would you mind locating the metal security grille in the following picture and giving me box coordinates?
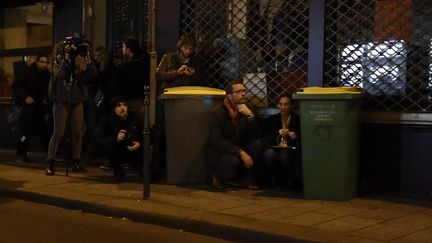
[325,0,432,112]
[108,0,148,55]
[180,0,309,107]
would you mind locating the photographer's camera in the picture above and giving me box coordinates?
[61,35,89,59]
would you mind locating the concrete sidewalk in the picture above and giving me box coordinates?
[1,151,432,242]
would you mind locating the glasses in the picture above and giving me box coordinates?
[232,89,247,94]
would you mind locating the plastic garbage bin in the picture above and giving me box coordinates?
[160,86,225,184]
[293,87,362,200]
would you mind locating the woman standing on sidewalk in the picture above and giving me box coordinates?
[45,35,96,175]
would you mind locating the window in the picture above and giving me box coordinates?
[0,2,53,98]
[339,40,407,96]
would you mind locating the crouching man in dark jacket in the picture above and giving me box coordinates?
[206,81,263,190]
[93,96,143,182]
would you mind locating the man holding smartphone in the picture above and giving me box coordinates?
[153,33,205,182]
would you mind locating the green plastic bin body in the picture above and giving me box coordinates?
[294,92,362,200]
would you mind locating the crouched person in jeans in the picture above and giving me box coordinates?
[93,96,142,182]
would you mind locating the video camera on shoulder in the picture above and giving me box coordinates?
[62,34,89,58]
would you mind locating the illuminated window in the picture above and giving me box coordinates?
[339,40,407,96]
[0,2,53,98]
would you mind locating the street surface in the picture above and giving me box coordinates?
[0,197,231,243]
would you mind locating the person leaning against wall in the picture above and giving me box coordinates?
[152,33,205,181]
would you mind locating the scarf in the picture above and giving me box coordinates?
[224,97,240,126]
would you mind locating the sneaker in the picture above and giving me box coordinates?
[45,159,55,175]
[71,159,87,173]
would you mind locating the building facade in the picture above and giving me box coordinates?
[0,0,431,199]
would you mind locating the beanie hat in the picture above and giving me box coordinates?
[111,96,128,109]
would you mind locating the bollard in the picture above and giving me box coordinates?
[143,86,151,199]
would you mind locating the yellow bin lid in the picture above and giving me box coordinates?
[163,86,226,95]
[300,86,362,94]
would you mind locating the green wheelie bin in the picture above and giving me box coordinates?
[293,87,362,200]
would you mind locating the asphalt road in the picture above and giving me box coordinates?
[0,197,231,243]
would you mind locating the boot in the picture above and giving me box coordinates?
[71,159,87,173]
[45,159,55,175]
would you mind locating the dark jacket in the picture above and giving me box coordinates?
[95,62,121,116]
[156,52,204,91]
[53,61,97,104]
[120,53,150,100]
[262,112,301,147]
[92,111,142,149]
[207,104,262,154]
[12,62,50,105]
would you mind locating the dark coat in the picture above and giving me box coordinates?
[262,112,301,147]
[120,53,150,100]
[92,111,142,149]
[12,62,50,105]
[156,52,204,91]
[53,61,97,104]
[207,104,262,155]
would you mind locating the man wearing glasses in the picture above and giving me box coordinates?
[206,81,263,190]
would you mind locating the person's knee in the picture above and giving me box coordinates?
[263,148,277,167]
[51,133,64,142]
[279,150,296,169]
[246,139,263,152]
[219,153,241,168]
[213,153,240,182]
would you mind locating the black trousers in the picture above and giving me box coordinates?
[206,139,263,183]
[102,144,143,177]
[262,146,302,187]
[17,104,49,156]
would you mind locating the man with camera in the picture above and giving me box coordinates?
[92,96,143,183]
[45,34,97,175]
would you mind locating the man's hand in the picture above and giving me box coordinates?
[127,141,140,151]
[177,65,188,75]
[24,96,34,105]
[117,130,126,142]
[239,149,253,169]
[183,67,195,76]
[237,104,252,116]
